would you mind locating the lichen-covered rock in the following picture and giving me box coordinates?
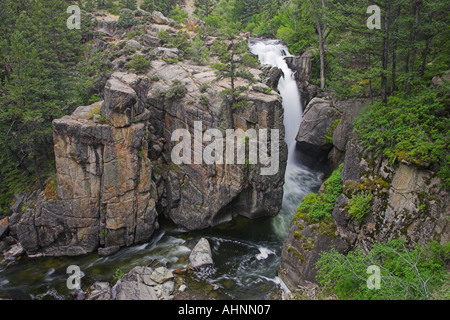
[151,47,179,60]
[285,50,318,107]
[88,282,111,300]
[279,219,349,289]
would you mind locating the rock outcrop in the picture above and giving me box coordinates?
[285,50,318,108]
[296,98,341,155]
[279,138,450,290]
[8,34,287,257]
[112,266,175,300]
[184,16,205,32]
[152,11,170,25]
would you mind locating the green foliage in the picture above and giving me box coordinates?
[354,86,450,189]
[141,0,179,16]
[117,8,138,29]
[162,58,178,64]
[119,0,137,10]
[190,36,210,65]
[88,94,102,104]
[168,5,188,23]
[113,268,125,282]
[126,29,143,39]
[194,0,217,19]
[126,55,151,74]
[157,30,191,60]
[166,80,187,101]
[324,118,340,144]
[0,0,89,211]
[347,192,373,223]
[211,36,255,105]
[296,164,343,222]
[316,239,450,300]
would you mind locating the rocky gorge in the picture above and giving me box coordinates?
[0,8,448,301]
[4,15,287,258]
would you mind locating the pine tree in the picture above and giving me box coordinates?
[212,32,255,107]
[0,0,87,210]
[119,0,137,10]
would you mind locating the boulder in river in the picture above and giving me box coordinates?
[189,238,213,268]
[113,266,175,300]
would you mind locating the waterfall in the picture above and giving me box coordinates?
[249,39,323,238]
[249,40,303,159]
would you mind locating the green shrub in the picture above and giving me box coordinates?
[126,55,151,74]
[316,239,450,300]
[296,164,343,222]
[166,80,187,101]
[157,30,191,60]
[126,29,142,39]
[168,4,188,23]
[112,268,125,283]
[117,9,138,29]
[347,192,373,223]
[354,86,449,189]
[88,93,102,104]
[148,75,160,82]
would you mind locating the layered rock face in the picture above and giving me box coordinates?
[10,57,286,257]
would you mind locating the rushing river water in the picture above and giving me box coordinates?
[0,39,327,300]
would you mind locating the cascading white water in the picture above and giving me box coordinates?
[249,40,303,158]
[249,39,324,238]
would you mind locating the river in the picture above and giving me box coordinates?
[0,39,326,300]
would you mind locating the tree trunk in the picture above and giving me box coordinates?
[381,1,391,104]
[33,156,44,191]
[420,36,430,77]
[405,1,421,94]
[391,5,401,94]
[317,23,326,89]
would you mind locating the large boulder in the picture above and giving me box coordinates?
[113,266,175,300]
[151,47,179,60]
[101,78,137,128]
[152,11,170,25]
[142,34,162,47]
[10,51,287,257]
[189,238,213,268]
[184,16,205,31]
[88,282,111,300]
[296,98,341,155]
